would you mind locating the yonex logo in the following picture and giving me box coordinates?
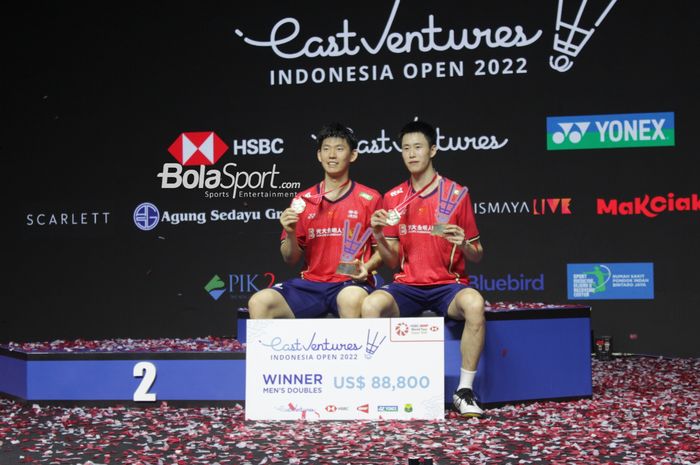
[205,275,226,300]
[551,122,590,145]
[168,132,229,166]
[547,112,675,150]
[133,203,160,231]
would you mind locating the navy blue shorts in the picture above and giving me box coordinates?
[379,282,468,317]
[271,278,374,318]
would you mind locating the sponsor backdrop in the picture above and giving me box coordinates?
[4,1,698,356]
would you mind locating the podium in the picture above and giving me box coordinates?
[1,304,591,406]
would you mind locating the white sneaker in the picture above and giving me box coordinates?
[453,388,484,418]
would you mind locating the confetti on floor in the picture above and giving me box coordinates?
[1,354,698,465]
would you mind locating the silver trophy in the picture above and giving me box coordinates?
[336,219,372,275]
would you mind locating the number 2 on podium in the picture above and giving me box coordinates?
[133,361,157,401]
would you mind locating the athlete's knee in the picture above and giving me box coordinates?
[457,289,485,323]
[337,287,367,318]
[248,290,274,319]
[361,292,389,318]
[338,306,361,318]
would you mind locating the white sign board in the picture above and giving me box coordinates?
[245,317,445,420]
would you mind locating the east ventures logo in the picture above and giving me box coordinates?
[205,273,276,300]
[234,0,620,86]
[547,112,675,150]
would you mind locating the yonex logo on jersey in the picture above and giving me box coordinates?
[168,132,229,166]
[359,192,374,201]
[547,112,675,150]
[389,188,404,197]
[133,202,160,231]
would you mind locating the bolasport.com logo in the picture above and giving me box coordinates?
[157,131,300,200]
[547,112,675,150]
[205,273,276,301]
[132,201,283,231]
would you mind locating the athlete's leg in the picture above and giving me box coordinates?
[361,290,400,318]
[336,285,369,318]
[447,287,485,371]
[247,288,295,319]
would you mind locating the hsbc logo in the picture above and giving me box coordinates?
[167,132,229,166]
[157,131,300,198]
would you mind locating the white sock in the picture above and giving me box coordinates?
[457,368,477,391]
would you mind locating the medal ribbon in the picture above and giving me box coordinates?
[393,173,439,214]
[296,178,351,205]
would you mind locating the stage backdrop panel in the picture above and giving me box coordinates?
[3,1,699,356]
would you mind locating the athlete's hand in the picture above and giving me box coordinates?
[347,259,369,282]
[280,208,299,234]
[370,209,389,233]
[441,224,466,246]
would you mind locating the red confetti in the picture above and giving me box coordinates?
[0,356,697,464]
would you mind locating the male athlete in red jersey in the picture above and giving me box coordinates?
[248,123,382,319]
[362,120,486,417]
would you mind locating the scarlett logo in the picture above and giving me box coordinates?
[357,404,369,413]
[168,132,229,166]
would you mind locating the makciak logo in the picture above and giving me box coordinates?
[234,0,619,85]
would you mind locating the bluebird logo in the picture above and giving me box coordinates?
[133,203,160,231]
[205,275,227,300]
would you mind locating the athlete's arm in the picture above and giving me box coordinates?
[279,208,303,265]
[370,209,400,269]
[441,224,483,263]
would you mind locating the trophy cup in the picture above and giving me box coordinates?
[431,179,468,235]
[336,219,372,275]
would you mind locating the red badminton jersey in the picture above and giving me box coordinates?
[382,177,480,285]
[282,181,382,282]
